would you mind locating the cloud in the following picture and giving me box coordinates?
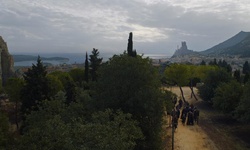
[0,0,249,55]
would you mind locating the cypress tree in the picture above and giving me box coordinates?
[127,32,133,56]
[84,52,89,82]
[127,32,137,57]
[89,48,103,81]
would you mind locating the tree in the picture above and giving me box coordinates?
[233,69,241,83]
[49,71,76,104]
[208,58,217,66]
[212,81,243,114]
[96,54,164,149]
[234,82,250,122]
[0,112,10,148]
[89,48,103,81]
[200,60,206,65]
[164,64,190,102]
[69,68,85,87]
[84,52,89,83]
[243,72,249,84]
[5,78,25,130]
[243,61,250,74]
[46,74,64,98]
[127,32,137,57]
[188,65,199,100]
[198,67,232,102]
[19,92,143,150]
[21,56,49,114]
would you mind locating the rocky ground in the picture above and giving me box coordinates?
[164,87,250,150]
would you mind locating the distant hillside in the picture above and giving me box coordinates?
[13,55,69,62]
[201,31,250,56]
[221,35,250,57]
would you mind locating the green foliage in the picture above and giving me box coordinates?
[200,60,206,65]
[19,92,142,150]
[212,81,243,113]
[5,78,24,103]
[68,68,85,87]
[243,72,249,84]
[208,58,217,66]
[217,59,232,72]
[0,112,10,148]
[198,68,232,101]
[195,65,218,81]
[162,90,176,112]
[49,71,76,104]
[96,54,164,149]
[89,48,103,81]
[21,56,49,113]
[46,75,64,98]
[164,63,190,86]
[234,82,250,122]
[233,69,241,83]
[78,109,143,150]
[243,61,250,74]
[5,77,25,129]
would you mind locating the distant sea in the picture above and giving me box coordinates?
[13,52,170,67]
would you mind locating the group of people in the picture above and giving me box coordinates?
[170,98,200,131]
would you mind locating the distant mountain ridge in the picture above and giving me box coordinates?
[201,31,250,56]
[13,55,69,62]
[171,31,250,58]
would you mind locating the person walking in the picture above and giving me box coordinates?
[194,107,200,125]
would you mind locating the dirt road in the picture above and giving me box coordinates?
[165,86,249,150]
[166,87,218,150]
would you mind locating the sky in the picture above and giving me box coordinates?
[0,0,250,56]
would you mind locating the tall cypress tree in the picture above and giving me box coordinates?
[127,32,133,56]
[84,52,89,83]
[127,32,137,57]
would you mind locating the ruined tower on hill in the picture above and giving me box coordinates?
[0,36,14,86]
[171,41,195,58]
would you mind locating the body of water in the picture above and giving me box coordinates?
[13,52,170,66]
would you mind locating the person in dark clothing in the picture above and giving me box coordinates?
[181,107,188,125]
[176,108,180,119]
[181,112,186,125]
[172,97,177,105]
[187,111,194,125]
[172,114,178,131]
[190,104,194,112]
[194,107,200,124]
[178,99,183,108]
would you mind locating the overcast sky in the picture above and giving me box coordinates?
[1,0,250,56]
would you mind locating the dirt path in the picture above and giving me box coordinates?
[166,87,218,150]
[165,86,250,150]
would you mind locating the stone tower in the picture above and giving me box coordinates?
[181,41,187,50]
[0,36,14,86]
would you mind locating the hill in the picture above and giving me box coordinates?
[200,31,250,56]
[172,41,198,57]
[13,55,69,62]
